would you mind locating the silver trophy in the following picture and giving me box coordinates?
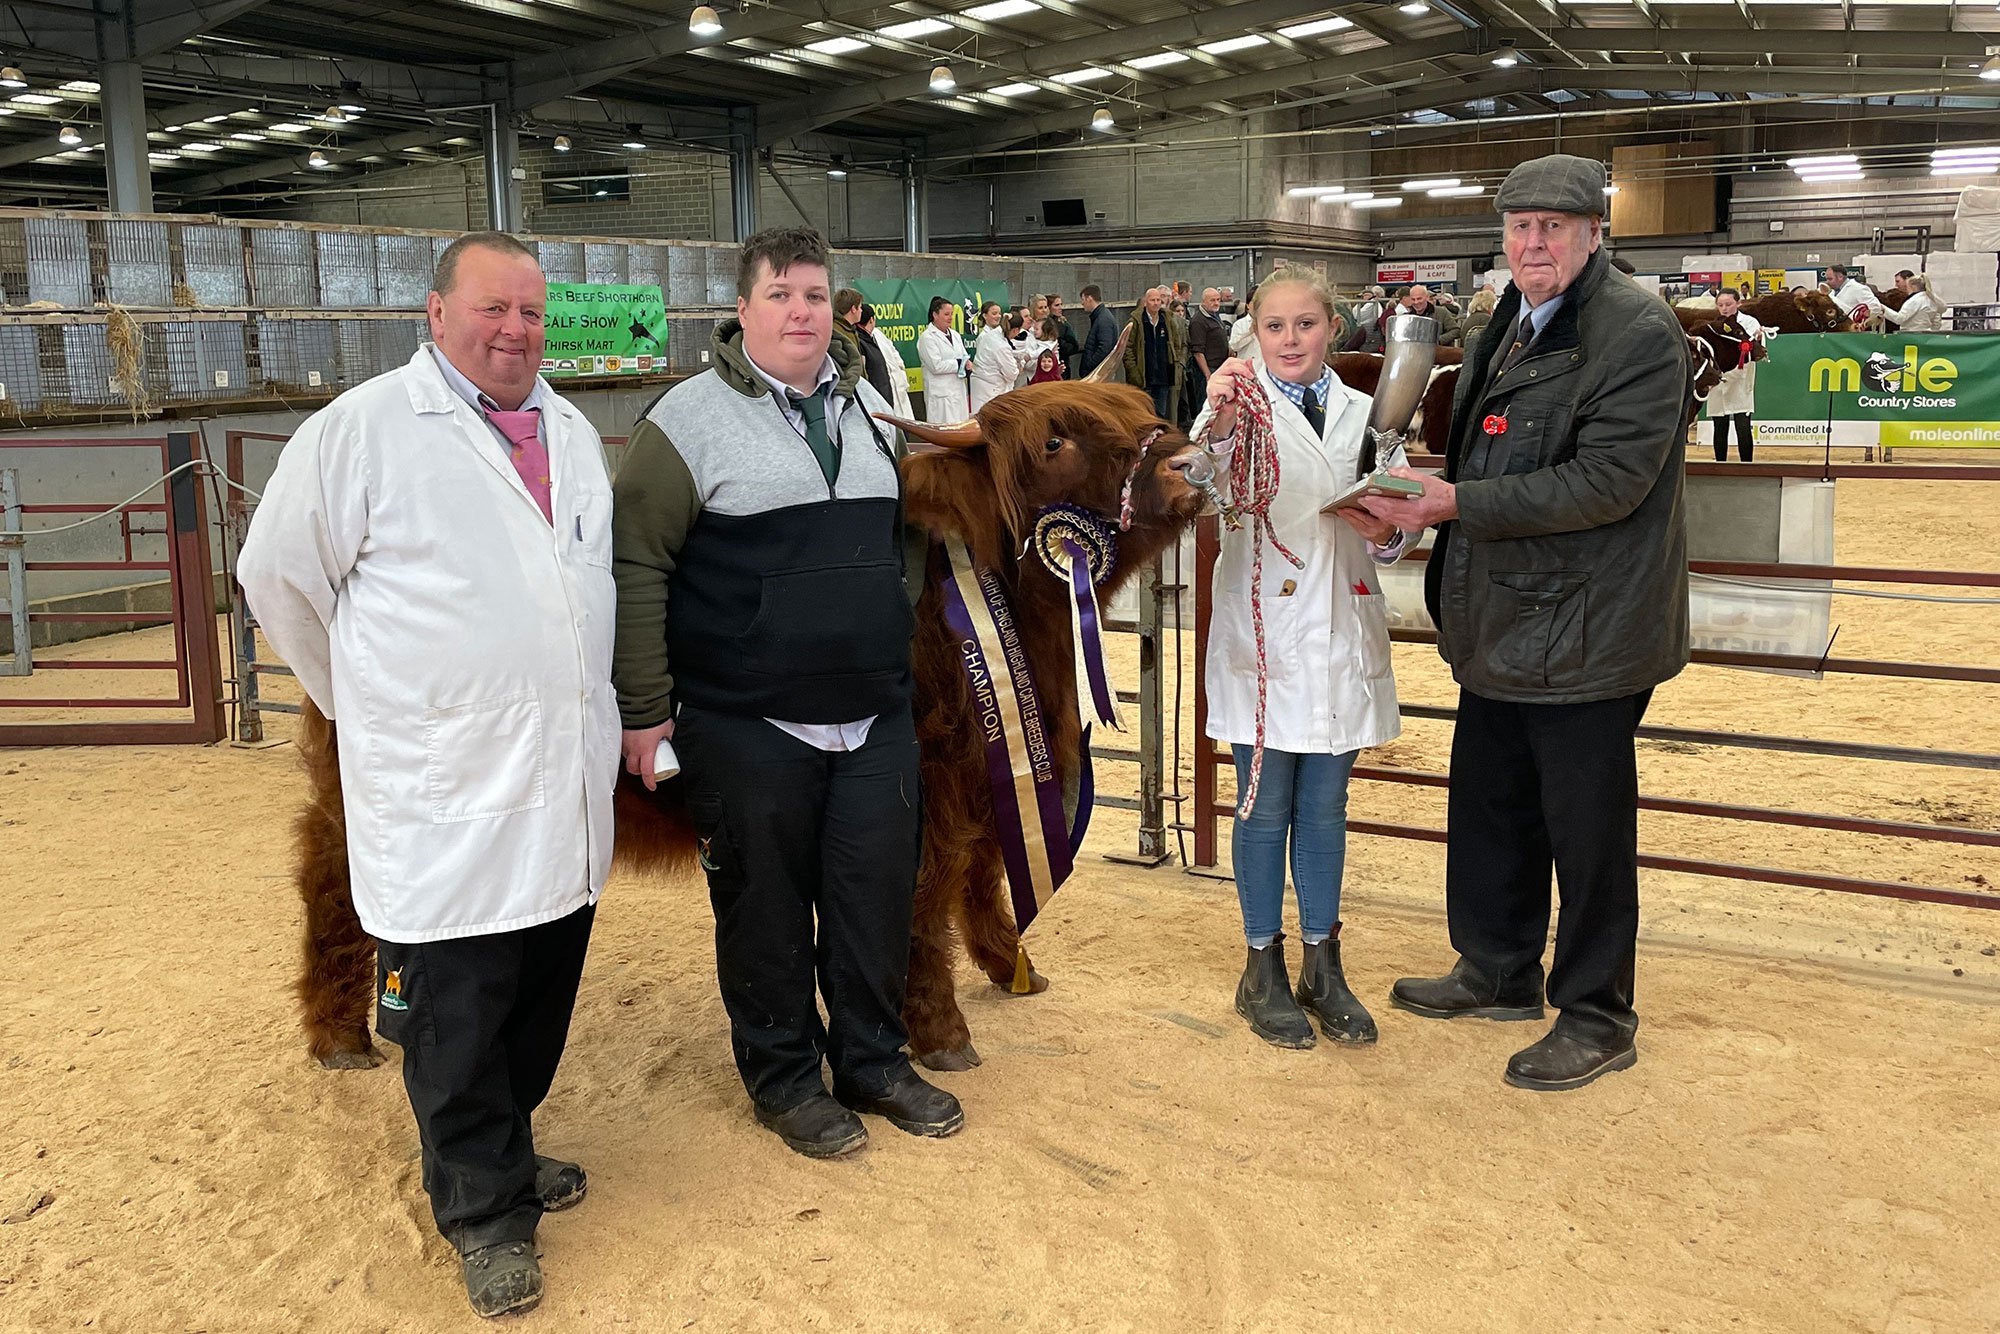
[1322,312,1436,513]
[1361,312,1440,476]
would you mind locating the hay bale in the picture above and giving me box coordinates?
[105,304,151,419]
[171,280,202,309]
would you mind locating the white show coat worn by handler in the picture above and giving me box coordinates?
[1706,311,1761,419]
[1190,364,1409,755]
[917,323,972,422]
[970,324,1027,409]
[871,325,916,418]
[237,344,620,943]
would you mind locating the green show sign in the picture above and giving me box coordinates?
[853,279,1009,393]
[540,283,669,377]
[1753,333,2000,448]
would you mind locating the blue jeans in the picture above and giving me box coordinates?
[1230,746,1358,947]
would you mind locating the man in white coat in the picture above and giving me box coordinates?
[237,231,617,1320]
[917,296,971,422]
[1826,264,1879,328]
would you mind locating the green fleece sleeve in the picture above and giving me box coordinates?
[611,417,701,729]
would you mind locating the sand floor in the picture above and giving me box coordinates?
[1,449,1997,1332]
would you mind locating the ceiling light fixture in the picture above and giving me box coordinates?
[989,81,1038,96]
[1429,184,1485,197]
[881,18,952,38]
[964,0,1038,18]
[308,149,331,168]
[929,64,956,94]
[57,123,81,146]
[1091,104,1114,132]
[0,67,25,89]
[553,134,572,152]
[1127,52,1191,70]
[268,121,310,133]
[1198,35,1268,54]
[11,93,62,105]
[688,4,723,36]
[804,35,869,55]
[60,80,100,93]
[1349,196,1403,208]
[1322,191,1373,204]
[1399,0,1432,14]
[1982,50,2000,81]
[1286,184,1340,197]
[1788,153,1857,170]
[827,156,848,178]
[1491,46,1520,68]
[1278,17,1353,37]
[1402,176,1459,190]
[1052,67,1113,84]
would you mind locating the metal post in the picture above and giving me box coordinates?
[223,435,261,742]
[903,162,929,252]
[1132,553,1169,864]
[729,109,759,241]
[99,59,154,214]
[483,102,524,232]
[166,430,227,743]
[1,468,30,676]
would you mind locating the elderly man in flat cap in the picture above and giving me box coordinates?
[1360,153,1691,1091]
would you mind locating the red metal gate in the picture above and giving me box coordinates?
[0,429,227,745]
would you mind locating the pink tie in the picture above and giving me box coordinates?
[482,406,553,525]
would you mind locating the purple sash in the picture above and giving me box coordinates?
[936,540,1093,939]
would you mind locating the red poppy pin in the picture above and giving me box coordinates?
[1482,412,1508,436]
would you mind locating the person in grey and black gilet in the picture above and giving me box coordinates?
[611,227,964,1158]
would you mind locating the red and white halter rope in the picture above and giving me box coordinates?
[1221,375,1303,819]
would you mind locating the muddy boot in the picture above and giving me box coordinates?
[1295,928,1378,1044]
[533,1155,586,1212]
[1235,935,1316,1049]
[461,1240,543,1319]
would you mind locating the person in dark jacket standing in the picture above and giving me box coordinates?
[1186,286,1230,421]
[1360,154,1691,1093]
[1079,284,1121,375]
[1123,286,1186,423]
[1047,293,1082,376]
[613,227,962,1158]
[834,286,896,404]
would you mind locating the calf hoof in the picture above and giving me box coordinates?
[317,1046,386,1070]
[993,966,1049,996]
[914,1042,982,1072]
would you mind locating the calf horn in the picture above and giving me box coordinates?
[873,412,984,449]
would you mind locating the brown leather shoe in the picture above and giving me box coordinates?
[1504,1029,1637,1091]
[1389,957,1544,1021]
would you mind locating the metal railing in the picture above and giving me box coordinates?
[1189,457,2000,913]
[0,430,226,745]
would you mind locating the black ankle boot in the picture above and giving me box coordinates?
[1235,935,1316,1049]
[1295,928,1378,1044]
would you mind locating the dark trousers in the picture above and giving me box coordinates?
[1444,688,1651,1046]
[1146,382,1177,425]
[1712,414,1753,462]
[375,902,595,1251]
[675,701,923,1113]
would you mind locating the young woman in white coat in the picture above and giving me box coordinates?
[860,303,915,418]
[970,300,1031,410]
[1190,268,1417,1050]
[917,295,972,423]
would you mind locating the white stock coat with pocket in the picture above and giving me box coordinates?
[238,346,621,943]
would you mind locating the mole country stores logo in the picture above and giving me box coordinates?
[1755,333,2000,449]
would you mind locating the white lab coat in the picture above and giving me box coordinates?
[1830,280,1879,324]
[918,324,971,422]
[1706,312,1761,418]
[1191,365,1406,755]
[971,324,1027,410]
[871,326,916,417]
[237,346,620,943]
[1882,290,1944,332]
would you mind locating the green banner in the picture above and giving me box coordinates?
[1753,333,2000,447]
[853,279,1009,394]
[539,283,669,377]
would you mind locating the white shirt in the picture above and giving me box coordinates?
[742,352,877,753]
[1830,280,1879,321]
[430,344,554,441]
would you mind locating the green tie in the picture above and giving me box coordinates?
[790,389,841,490]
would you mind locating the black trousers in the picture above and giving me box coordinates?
[1146,382,1177,426]
[1444,688,1651,1046]
[375,901,595,1251]
[1712,413,1753,462]
[675,701,923,1113]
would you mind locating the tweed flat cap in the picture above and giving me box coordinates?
[1493,154,1608,216]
